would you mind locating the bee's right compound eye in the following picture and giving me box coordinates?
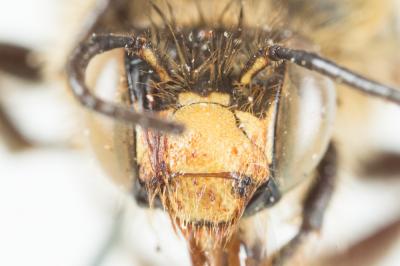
[273,63,336,192]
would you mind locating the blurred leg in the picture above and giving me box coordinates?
[0,44,41,151]
[90,208,125,266]
[271,143,337,266]
[0,43,41,80]
[0,103,34,151]
[358,152,400,178]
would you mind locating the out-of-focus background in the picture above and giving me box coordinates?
[0,1,399,266]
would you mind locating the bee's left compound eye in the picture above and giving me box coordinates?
[84,49,139,189]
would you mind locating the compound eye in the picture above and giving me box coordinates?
[273,64,336,191]
[85,49,137,190]
[84,44,174,193]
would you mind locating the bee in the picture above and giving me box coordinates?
[1,0,399,265]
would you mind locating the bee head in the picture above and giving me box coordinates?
[129,29,285,239]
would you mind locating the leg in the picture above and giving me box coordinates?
[271,142,337,266]
[358,151,400,178]
[0,43,41,81]
[0,103,33,151]
[319,218,400,266]
[0,44,42,151]
[90,207,125,266]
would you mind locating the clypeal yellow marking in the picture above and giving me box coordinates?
[240,56,269,85]
[165,103,269,224]
[178,92,231,106]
